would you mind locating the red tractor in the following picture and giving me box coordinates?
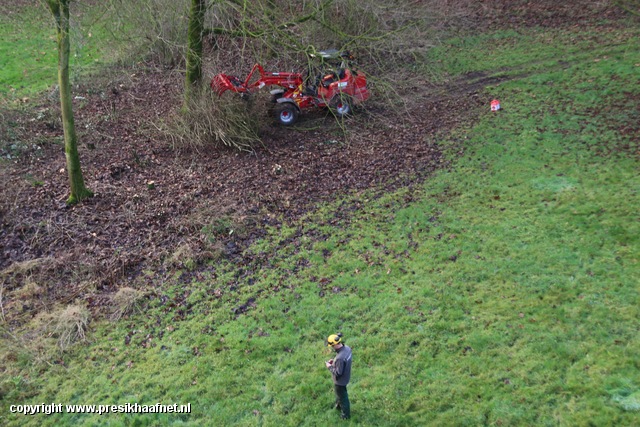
[211,50,370,125]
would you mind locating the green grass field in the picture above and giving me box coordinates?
[0,5,112,100]
[2,13,639,427]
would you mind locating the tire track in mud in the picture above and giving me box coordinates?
[421,39,636,104]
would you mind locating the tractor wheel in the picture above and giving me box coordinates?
[275,103,299,126]
[330,94,353,118]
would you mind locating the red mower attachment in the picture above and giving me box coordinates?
[211,64,303,97]
[210,50,370,126]
[211,74,247,96]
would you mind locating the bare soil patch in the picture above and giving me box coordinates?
[0,60,486,322]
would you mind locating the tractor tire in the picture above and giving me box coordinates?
[275,103,299,126]
[330,94,353,118]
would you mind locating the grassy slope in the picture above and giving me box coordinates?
[2,21,640,427]
[0,5,110,100]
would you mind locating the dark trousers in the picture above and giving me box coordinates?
[334,384,350,419]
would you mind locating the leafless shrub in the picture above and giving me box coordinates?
[163,92,262,152]
[110,287,146,321]
[104,0,189,66]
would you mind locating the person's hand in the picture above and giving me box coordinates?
[325,360,333,368]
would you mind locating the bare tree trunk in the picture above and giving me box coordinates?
[47,0,93,205]
[184,0,206,104]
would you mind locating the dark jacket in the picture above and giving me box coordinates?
[329,345,352,386]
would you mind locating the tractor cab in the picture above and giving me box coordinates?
[311,49,354,70]
[304,49,355,95]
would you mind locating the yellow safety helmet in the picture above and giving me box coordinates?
[327,333,343,347]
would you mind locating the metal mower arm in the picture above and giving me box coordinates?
[210,64,262,96]
[211,64,303,96]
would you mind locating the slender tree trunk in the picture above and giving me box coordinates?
[184,0,206,104]
[47,0,93,205]
[616,0,640,15]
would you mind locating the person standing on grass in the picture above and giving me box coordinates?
[325,333,352,420]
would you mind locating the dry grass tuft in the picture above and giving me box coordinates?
[0,303,91,373]
[165,242,198,270]
[110,287,146,321]
[0,258,55,284]
[12,278,43,301]
[52,305,90,350]
[0,255,101,327]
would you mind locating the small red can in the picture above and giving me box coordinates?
[491,99,501,111]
